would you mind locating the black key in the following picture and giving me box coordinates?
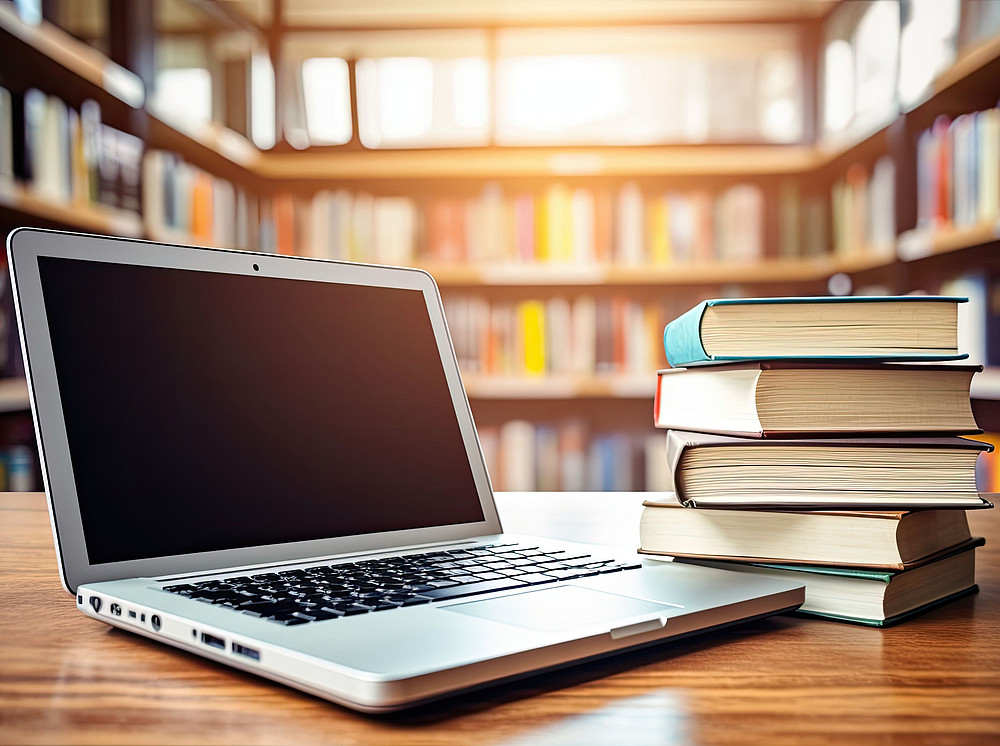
[333,604,371,616]
[163,584,197,593]
[419,578,527,601]
[271,616,310,626]
[317,607,347,617]
[398,597,431,607]
[368,601,402,611]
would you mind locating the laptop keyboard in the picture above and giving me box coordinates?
[163,542,642,626]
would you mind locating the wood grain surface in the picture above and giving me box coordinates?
[1,491,998,745]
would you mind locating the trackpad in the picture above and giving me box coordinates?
[443,585,674,631]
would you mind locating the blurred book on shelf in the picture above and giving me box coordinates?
[445,295,678,378]
[0,86,142,218]
[916,109,1000,233]
[478,420,664,493]
[940,271,1000,367]
[286,182,767,269]
[143,149,256,251]
[830,156,895,259]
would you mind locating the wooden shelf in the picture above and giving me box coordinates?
[255,145,822,180]
[147,111,260,171]
[0,183,143,238]
[0,379,30,414]
[418,254,890,287]
[816,33,1000,169]
[930,34,1000,101]
[897,221,1000,262]
[0,3,143,107]
[462,374,655,399]
[972,368,1000,401]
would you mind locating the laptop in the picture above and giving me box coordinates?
[7,227,804,712]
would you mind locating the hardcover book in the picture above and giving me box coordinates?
[661,296,968,368]
[671,541,983,626]
[638,502,976,569]
[662,430,993,509]
[653,362,982,437]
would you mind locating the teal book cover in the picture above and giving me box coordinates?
[662,296,969,368]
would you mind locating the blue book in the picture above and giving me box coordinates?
[662,296,969,368]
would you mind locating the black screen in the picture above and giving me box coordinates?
[38,257,485,564]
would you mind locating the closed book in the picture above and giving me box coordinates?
[661,296,967,368]
[638,502,975,568]
[0,86,12,187]
[654,362,982,437]
[672,541,983,626]
[662,429,993,509]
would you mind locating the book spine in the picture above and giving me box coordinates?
[662,301,709,367]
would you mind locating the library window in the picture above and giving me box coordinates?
[495,27,803,145]
[301,58,352,146]
[251,52,276,149]
[356,57,490,148]
[898,0,960,106]
[153,68,212,125]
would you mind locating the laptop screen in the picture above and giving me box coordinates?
[37,256,486,565]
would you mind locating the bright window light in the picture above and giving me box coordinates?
[155,68,212,124]
[824,39,854,133]
[758,50,802,143]
[499,56,627,133]
[357,57,489,148]
[853,0,899,123]
[453,57,489,129]
[302,57,352,145]
[251,52,276,149]
[897,0,959,106]
[381,58,433,142]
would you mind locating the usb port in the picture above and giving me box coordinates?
[232,643,260,661]
[200,632,225,650]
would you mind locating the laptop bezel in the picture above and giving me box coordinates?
[7,227,503,594]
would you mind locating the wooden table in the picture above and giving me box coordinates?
[2,491,998,745]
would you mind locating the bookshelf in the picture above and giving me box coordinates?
[0,182,143,237]
[1,0,999,492]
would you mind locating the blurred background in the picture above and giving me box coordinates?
[0,0,997,493]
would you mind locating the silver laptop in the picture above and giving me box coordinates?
[8,227,803,712]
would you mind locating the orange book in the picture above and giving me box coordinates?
[425,199,465,263]
[274,193,296,255]
[592,187,614,264]
[189,172,214,241]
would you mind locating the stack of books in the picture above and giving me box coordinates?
[644,295,994,627]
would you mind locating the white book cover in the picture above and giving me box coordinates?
[977,108,1000,224]
[570,295,596,374]
[500,420,535,492]
[615,182,644,265]
[570,188,595,264]
[141,150,165,235]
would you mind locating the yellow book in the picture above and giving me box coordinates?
[534,193,550,262]
[647,194,672,265]
[519,301,546,375]
[549,184,573,262]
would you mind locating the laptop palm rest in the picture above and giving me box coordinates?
[442,586,677,632]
